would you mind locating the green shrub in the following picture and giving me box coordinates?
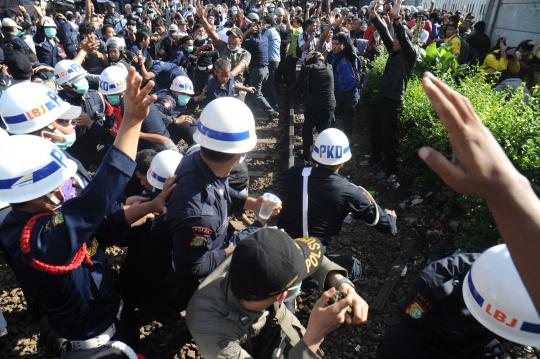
[397,70,540,250]
[360,50,388,106]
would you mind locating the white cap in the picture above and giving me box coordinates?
[147,149,183,190]
[99,66,128,95]
[42,16,57,28]
[169,24,179,32]
[170,75,195,95]
[1,18,21,29]
[193,97,257,154]
[105,36,126,50]
[275,7,285,16]
[311,128,352,166]
[247,12,259,21]
[0,82,77,134]
[0,135,77,203]
[463,244,540,347]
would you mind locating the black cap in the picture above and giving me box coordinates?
[229,228,323,301]
[5,48,34,80]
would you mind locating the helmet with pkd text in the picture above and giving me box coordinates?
[193,97,257,154]
[105,36,126,50]
[170,75,195,95]
[54,60,87,85]
[147,149,183,190]
[99,66,128,95]
[0,135,77,203]
[462,244,540,347]
[311,128,352,166]
[0,82,77,134]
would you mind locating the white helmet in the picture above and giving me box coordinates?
[193,97,257,154]
[170,75,195,95]
[105,36,126,50]
[42,16,57,28]
[54,60,87,85]
[311,128,352,166]
[0,135,77,203]
[463,244,540,347]
[99,66,128,95]
[247,12,259,21]
[146,150,183,190]
[0,82,75,134]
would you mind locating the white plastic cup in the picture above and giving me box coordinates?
[258,193,281,220]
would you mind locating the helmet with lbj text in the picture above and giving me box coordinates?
[0,82,78,134]
[99,66,128,95]
[462,244,540,347]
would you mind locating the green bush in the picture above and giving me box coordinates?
[397,70,540,250]
[360,50,388,106]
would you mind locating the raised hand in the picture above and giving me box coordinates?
[123,67,156,125]
[113,67,157,160]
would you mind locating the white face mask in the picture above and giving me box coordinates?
[228,44,239,51]
[195,34,206,41]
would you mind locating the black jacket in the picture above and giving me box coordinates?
[373,16,417,103]
[297,58,336,110]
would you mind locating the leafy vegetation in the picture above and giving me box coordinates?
[362,50,540,250]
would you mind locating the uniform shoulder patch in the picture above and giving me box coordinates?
[190,226,213,247]
[405,302,426,319]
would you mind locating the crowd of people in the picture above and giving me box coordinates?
[0,0,539,358]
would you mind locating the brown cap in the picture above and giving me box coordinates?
[226,27,243,38]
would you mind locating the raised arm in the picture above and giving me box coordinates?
[393,18,417,64]
[85,0,93,23]
[419,72,540,313]
[371,11,394,53]
[196,0,221,43]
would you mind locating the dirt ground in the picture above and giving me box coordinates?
[1,104,538,358]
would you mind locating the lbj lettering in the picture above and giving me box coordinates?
[485,303,518,328]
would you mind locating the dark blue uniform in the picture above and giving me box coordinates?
[203,74,236,107]
[278,165,396,246]
[36,39,62,68]
[149,61,188,91]
[166,148,249,306]
[139,104,174,152]
[56,21,79,59]
[377,253,505,359]
[0,146,134,342]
